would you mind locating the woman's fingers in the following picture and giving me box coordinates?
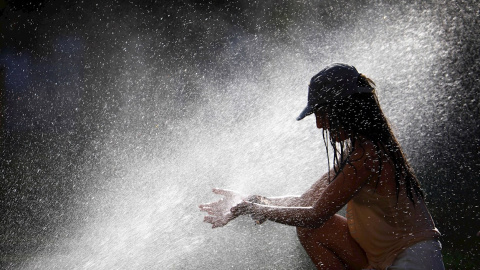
[204,214,232,228]
[199,208,216,215]
[198,204,209,210]
[212,188,244,200]
[204,215,222,225]
[212,188,232,196]
[199,201,219,209]
[212,220,227,228]
[199,198,227,209]
[204,215,215,223]
[199,204,217,212]
[200,204,224,215]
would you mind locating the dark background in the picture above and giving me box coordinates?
[1,0,479,269]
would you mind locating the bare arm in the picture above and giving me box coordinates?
[248,169,334,207]
[200,170,333,228]
[231,141,378,228]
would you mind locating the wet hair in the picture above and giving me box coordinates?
[320,74,424,203]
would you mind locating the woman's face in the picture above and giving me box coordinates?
[314,110,348,142]
[314,111,329,130]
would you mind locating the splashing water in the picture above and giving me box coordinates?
[2,1,478,269]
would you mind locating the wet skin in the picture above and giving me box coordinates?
[314,111,348,142]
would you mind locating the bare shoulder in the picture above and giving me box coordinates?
[344,139,383,185]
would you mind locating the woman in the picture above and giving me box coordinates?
[199,63,444,270]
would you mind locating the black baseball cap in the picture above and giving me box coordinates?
[296,63,374,121]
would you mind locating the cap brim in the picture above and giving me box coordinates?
[297,86,373,121]
[296,105,314,121]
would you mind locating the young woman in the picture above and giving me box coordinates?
[199,63,444,270]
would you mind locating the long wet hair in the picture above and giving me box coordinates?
[320,74,424,203]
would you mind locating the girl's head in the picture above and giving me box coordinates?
[297,63,424,202]
[316,89,387,143]
[298,63,383,143]
[297,63,375,121]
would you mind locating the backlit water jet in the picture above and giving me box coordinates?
[2,1,478,269]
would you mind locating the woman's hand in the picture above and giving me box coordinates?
[231,201,267,225]
[199,188,246,228]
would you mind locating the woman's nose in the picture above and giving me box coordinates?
[315,115,323,129]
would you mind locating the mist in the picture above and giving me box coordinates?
[1,1,479,269]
